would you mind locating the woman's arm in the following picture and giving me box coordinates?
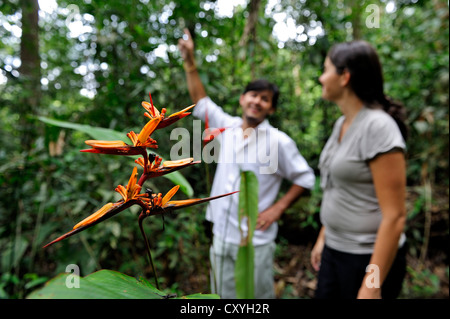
[311,225,326,271]
[358,151,407,299]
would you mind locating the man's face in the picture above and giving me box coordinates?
[239,89,275,126]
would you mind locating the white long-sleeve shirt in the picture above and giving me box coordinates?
[193,97,315,246]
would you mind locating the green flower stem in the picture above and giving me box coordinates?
[138,211,160,290]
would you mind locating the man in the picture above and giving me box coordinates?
[178,29,315,298]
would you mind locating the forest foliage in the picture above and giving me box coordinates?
[0,0,448,298]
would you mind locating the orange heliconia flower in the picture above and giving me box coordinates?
[135,156,200,178]
[71,167,150,231]
[81,117,160,155]
[114,167,149,202]
[43,166,238,248]
[81,140,146,155]
[157,191,239,215]
[203,108,226,145]
[43,92,238,252]
[126,116,161,148]
[72,202,119,230]
[145,185,180,212]
[141,93,195,129]
[142,187,239,217]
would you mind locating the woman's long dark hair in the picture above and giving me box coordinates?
[328,41,408,140]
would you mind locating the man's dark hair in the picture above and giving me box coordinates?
[243,79,280,109]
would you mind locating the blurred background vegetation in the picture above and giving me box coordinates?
[0,0,448,299]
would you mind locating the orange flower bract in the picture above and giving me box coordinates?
[141,93,195,129]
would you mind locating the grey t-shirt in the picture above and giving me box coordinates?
[319,107,406,254]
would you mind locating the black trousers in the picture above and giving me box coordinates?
[315,244,407,299]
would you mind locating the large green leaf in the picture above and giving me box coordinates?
[27,269,219,299]
[38,116,129,142]
[37,116,193,197]
[235,171,259,299]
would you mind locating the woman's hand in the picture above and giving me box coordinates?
[357,284,382,299]
[311,226,325,271]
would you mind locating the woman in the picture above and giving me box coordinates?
[311,41,408,299]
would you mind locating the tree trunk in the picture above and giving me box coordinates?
[350,0,362,40]
[19,0,41,150]
[239,0,262,78]
[239,0,262,47]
